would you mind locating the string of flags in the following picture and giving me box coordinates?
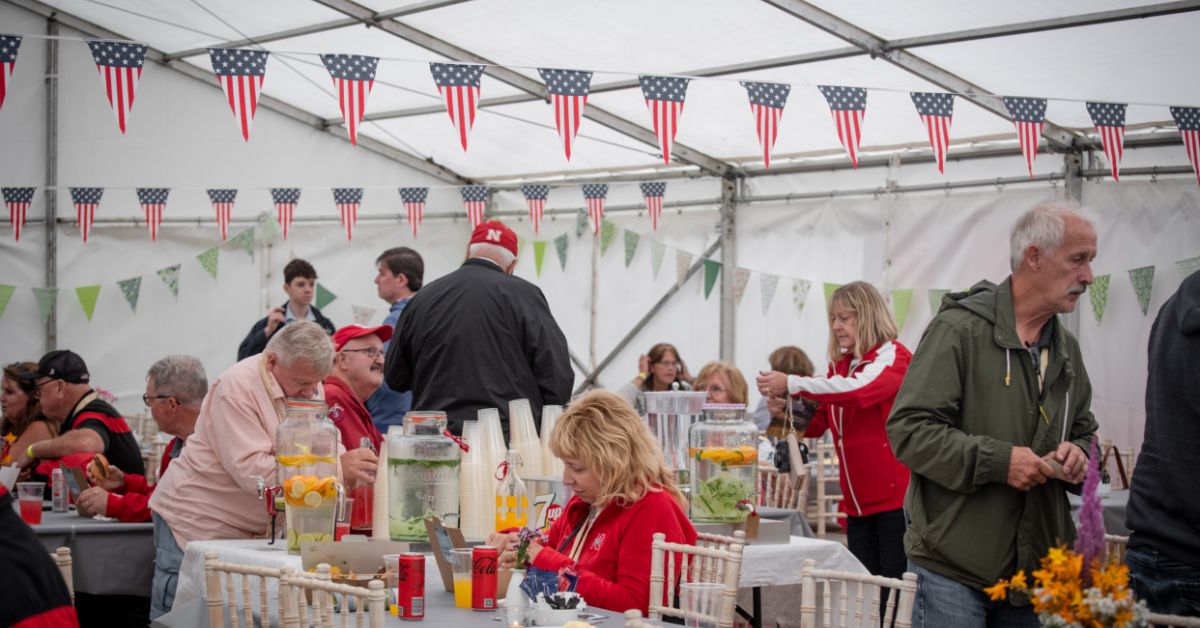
[2,34,1200,183]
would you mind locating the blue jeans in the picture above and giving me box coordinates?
[151,512,185,619]
[1127,543,1200,617]
[909,561,1039,628]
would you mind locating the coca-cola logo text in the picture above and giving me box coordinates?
[472,557,497,576]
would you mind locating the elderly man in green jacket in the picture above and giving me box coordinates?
[888,202,1099,627]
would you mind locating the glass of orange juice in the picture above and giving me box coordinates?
[450,548,473,608]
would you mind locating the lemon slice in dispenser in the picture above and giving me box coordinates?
[297,532,319,545]
[303,491,323,507]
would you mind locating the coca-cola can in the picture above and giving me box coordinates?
[396,553,425,620]
[471,546,498,611]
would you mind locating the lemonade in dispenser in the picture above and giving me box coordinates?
[276,399,341,553]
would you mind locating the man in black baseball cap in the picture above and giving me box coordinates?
[20,349,92,384]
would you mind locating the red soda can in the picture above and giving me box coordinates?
[471,546,498,611]
[396,553,425,620]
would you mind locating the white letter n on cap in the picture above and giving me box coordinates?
[487,228,501,242]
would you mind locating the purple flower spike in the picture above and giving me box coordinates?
[1074,437,1106,585]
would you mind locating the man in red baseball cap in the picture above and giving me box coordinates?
[385,220,573,437]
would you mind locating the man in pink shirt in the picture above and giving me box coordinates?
[147,322,377,619]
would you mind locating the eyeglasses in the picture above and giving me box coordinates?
[143,394,172,407]
[34,378,59,390]
[341,347,384,359]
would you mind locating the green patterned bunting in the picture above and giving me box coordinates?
[533,241,547,277]
[157,264,181,299]
[258,213,281,242]
[1177,256,1200,278]
[32,287,57,321]
[650,240,666,278]
[0,284,13,320]
[316,282,337,310]
[600,220,617,256]
[117,277,141,313]
[703,259,721,299]
[733,268,751,305]
[196,247,219,279]
[792,279,813,314]
[75,285,100,322]
[624,230,640,268]
[928,289,949,315]
[554,233,569,271]
[1128,266,1154,315]
[231,228,255,260]
[1089,274,1110,324]
[760,274,779,315]
[823,282,841,307]
[891,289,913,332]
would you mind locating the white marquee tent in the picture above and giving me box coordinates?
[2,0,1199,454]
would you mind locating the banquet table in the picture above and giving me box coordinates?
[1068,488,1130,536]
[32,509,155,597]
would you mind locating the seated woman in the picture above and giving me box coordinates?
[614,343,691,414]
[490,390,696,614]
[1,362,59,471]
[692,360,748,405]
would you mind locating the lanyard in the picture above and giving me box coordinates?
[563,506,601,563]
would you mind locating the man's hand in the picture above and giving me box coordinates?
[756,371,789,398]
[767,396,788,420]
[1053,442,1088,484]
[86,464,125,491]
[1008,446,1056,491]
[76,487,110,517]
[340,448,378,485]
[264,307,286,336]
[12,446,34,470]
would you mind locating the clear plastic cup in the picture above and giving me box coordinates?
[680,582,725,628]
[382,553,401,589]
[450,548,473,609]
[17,481,45,525]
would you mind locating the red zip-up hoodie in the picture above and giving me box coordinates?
[531,488,696,614]
[105,437,182,523]
[792,340,911,518]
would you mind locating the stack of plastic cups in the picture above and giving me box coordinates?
[458,420,489,541]
[372,425,399,540]
[508,399,543,480]
[477,408,506,474]
[540,405,564,477]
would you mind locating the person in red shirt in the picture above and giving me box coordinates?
[489,390,696,615]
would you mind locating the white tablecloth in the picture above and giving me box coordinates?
[175,539,297,610]
[737,536,866,628]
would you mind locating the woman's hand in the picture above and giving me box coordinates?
[756,371,789,397]
[487,531,521,567]
[637,355,651,376]
[767,396,788,419]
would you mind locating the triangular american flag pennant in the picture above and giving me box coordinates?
[320,54,379,146]
[460,186,489,229]
[333,188,362,241]
[1,35,23,112]
[70,187,103,243]
[399,187,427,238]
[740,81,790,169]
[271,188,300,240]
[207,189,236,241]
[430,62,485,151]
[1003,97,1047,178]
[2,187,33,242]
[136,187,169,242]
[538,68,592,160]
[1172,106,1200,186]
[818,85,867,168]
[521,184,550,235]
[582,184,608,236]
[86,40,148,134]
[640,182,667,231]
[208,48,269,142]
[639,75,690,164]
[1086,102,1127,181]
[911,92,955,173]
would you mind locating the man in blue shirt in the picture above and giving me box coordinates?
[366,247,423,434]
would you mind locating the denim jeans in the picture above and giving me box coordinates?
[909,561,1040,628]
[1127,543,1200,617]
[151,512,185,619]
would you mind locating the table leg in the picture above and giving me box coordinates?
[735,587,763,628]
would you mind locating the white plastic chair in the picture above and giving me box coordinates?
[799,558,918,627]
[811,442,846,537]
[203,551,289,628]
[1105,534,1129,564]
[759,463,811,512]
[279,563,386,628]
[647,530,745,628]
[1147,613,1200,628]
[51,547,73,603]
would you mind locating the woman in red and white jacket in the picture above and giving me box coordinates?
[757,281,911,580]
[489,390,696,615]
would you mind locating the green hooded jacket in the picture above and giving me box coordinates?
[886,277,1098,595]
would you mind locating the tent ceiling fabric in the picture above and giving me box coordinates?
[19,0,1200,181]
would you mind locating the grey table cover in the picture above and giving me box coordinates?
[1068,488,1131,536]
[33,510,155,597]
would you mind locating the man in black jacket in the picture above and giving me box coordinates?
[384,220,573,436]
[238,258,336,360]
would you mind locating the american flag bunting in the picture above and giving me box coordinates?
[399,187,427,238]
[538,68,592,160]
[1003,97,1047,178]
[207,189,236,241]
[430,63,485,151]
[1,35,22,112]
[70,187,103,243]
[208,48,269,142]
[818,86,868,168]
[2,186,33,242]
[639,75,690,164]
[522,184,550,235]
[333,187,362,241]
[1087,102,1127,180]
[910,92,955,173]
[320,54,379,146]
[582,184,608,235]
[86,40,148,134]
[461,185,489,229]
[640,181,667,231]
[741,81,790,169]
[1172,106,1200,186]
[137,187,169,242]
[271,188,300,240]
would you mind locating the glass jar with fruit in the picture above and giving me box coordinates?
[688,403,758,522]
[388,411,463,540]
[276,399,340,553]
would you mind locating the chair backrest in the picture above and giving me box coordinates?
[811,443,845,537]
[1104,534,1128,564]
[647,531,745,628]
[758,464,811,511]
[51,547,73,603]
[279,564,386,628]
[799,558,918,628]
[1147,613,1200,627]
[203,551,288,628]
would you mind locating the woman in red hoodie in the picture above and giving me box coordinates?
[757,281,911,581]
[491,390,696,615]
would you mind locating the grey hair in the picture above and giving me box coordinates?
[147,355,208,407]
[468,242,516,269]
[264,320,334,375]
[1009,202,1092,272]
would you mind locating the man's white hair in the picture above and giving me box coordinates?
[468,242,516,269]
[264,320,333,375]
[1009,202,1093,272]
[147,355,208,407]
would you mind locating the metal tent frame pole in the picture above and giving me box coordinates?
[718,175,739,361]
[43,17,59,353]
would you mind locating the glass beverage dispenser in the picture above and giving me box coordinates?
[688,403,758,522]
[388,411,463,540]
[276,399,341,553]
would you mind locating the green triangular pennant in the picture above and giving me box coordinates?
[196,247,219,279]
[554,233,569,271]
[1089,274,1110,324]
[1177,256,1200,278]
[0,284,13,320]
[928,289,949,315]
[733,268,751,305]
[792,279,813,314]
[891,289,913,332]
[703,259,721,299]
[157,264,181,299]
[117,277,141,313]
[760,274,779,315]
[676,251,694,288]
[533,241,547,277]
[316,282,337,310]
[258,213,281,242]
[1128,266,1155,315]
[823,282,841,307]
[75,285,100,322]
[32,287,57,321]
[231,228,256,260]
[650,240,666,278]
[624,230,640,268]
[599,220,617,256]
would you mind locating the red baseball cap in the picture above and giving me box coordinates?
[469,220,518,257]
[332,324,392,352]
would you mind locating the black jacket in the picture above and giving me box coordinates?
[0,487,79,627]
[237,301,336,361]
[1127,271,1200,568]
[384,258,574,435]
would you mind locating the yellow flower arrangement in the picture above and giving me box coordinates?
[986,545,1147,627]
